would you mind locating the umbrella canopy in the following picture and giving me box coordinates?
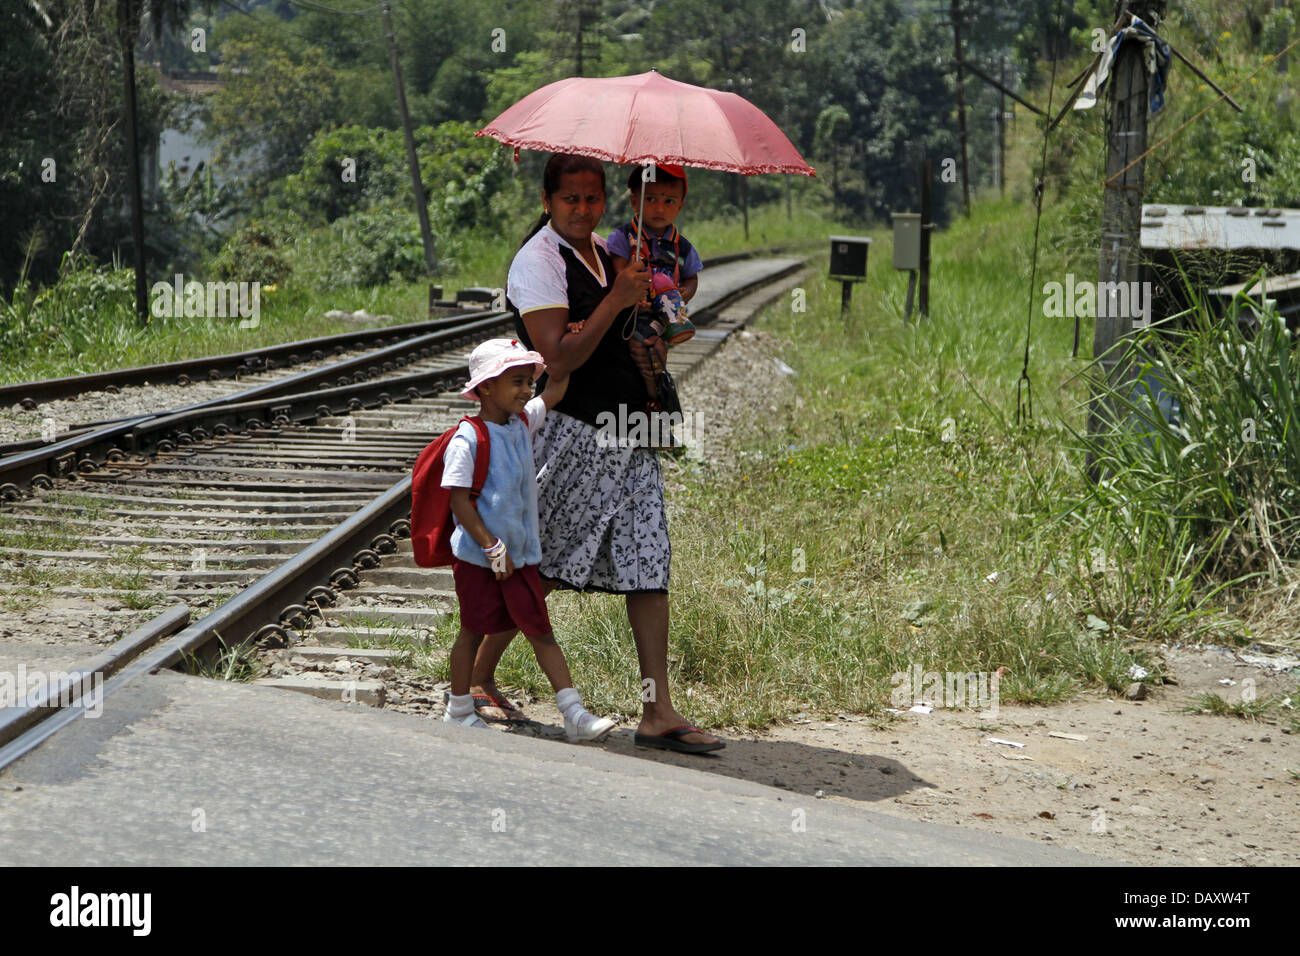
[477,69,814,176]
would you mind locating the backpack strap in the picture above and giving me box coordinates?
[465,416,491,501]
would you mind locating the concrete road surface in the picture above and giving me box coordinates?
[0,669,1116,866]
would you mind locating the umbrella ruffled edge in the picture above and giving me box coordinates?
[475,129,816,177]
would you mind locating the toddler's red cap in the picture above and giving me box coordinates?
[629,163,687,195]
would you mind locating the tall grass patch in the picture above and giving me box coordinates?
[1062,291,1300,642]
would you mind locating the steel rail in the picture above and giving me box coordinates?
[0,309,503,409]
[0,313,514,491]
[0,254,810,491]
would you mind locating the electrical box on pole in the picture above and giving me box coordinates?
[829,235,871,317]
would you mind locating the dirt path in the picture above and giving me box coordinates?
[494,643,1296,866]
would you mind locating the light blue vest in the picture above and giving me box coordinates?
[449,415,542,568]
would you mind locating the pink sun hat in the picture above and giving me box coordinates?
[461,338,546,400]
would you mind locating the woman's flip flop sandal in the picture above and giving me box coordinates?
[634,724,725,754]
[472,692,528,724]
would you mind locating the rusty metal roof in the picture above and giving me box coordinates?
[1140,204,1300,251]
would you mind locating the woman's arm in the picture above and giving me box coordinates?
[523,259,651,375]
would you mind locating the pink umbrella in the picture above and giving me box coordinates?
[476,69,814,176]
[478,69,813,276]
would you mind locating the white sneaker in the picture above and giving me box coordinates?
[564,709,616,742]
[443,708,489,729]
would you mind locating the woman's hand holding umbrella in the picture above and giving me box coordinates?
[609,257,653,311]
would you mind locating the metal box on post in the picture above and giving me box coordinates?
[891,213,921,270]
[829,235,871,316]
[829,235,871,279]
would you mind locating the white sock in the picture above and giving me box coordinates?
[447,693,476,718]
[556,687,584,721]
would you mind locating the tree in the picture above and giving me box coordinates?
[817,0,958,221]
[814,105,851,195]
[205,35,343,195]
[0,1,74,291]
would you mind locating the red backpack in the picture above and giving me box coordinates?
[409,411,528,567]
[410,417,491,567]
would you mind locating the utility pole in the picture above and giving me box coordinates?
[950,0,971,217]
[919,157,931,317]
[725,75,753,239]
[1279,0,1290,74]
[575,1,587,76]
[382,1,437,276]
[563,0,600,76]
[118,0,148,324]
[740,175,749,241]
[1088,0,1166,461]
[998,55,1007,198]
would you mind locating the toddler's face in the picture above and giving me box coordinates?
[632,180,685,232]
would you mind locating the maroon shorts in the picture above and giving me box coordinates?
[452,559,553,637]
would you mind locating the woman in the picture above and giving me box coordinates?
[468,153,724,754]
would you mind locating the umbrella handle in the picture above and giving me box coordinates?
[633,164,651,264]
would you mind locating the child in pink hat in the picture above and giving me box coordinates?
[442,338,616,741]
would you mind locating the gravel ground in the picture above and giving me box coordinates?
[664,327,799,481]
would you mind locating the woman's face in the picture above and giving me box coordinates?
[544,171,606,245]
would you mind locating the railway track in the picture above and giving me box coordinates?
[0,310,514,458]
[0,308,492,414]
[0,254,810,767]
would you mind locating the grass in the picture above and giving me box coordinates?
[0,587,43,612]
[5,562,75,589]
[117,590,166,610]
[180,634,262,682]
[30,493,111,520]
[325,621,440,672]
[1071,292,1300,588]
[0,520,78,552]
[1182,690,1295,723]
[250,526,309,540]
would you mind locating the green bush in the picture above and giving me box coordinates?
[277,120,512,231]
[330,201,430,288]
[0,257,146,367]
[210,221,293,286]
